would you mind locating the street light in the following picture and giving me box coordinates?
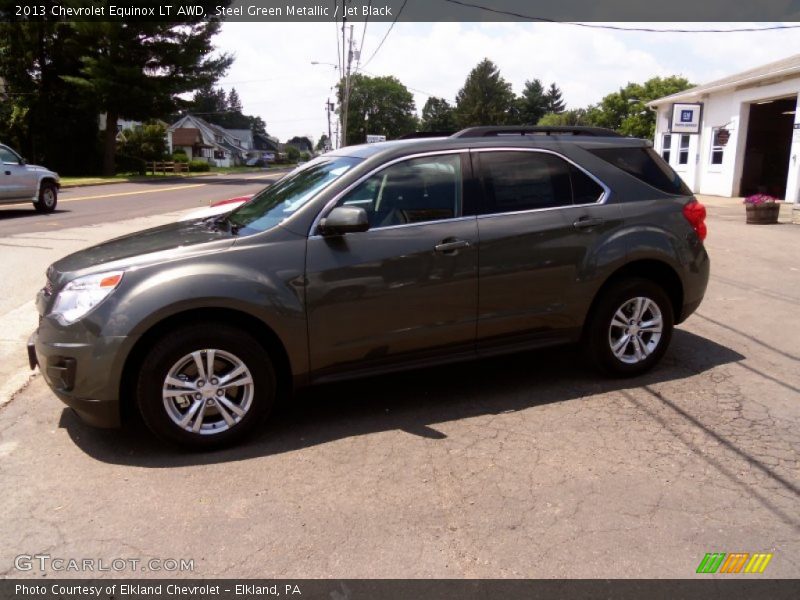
[311,61,339,70]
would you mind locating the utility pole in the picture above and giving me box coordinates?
[325,98,334,151]
[341,14,354,147]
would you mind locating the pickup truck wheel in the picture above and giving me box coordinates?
[34,182,58,213]
[584,278,674,377]
[137,324,275,449]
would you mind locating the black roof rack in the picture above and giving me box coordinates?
[397,131,456,139]
[451,126,622,138]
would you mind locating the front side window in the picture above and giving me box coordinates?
[478,151,587,214]
[662,134,672,163]
[335,154,463,228]
[0,146,19,164]
[228,155,361,234]
[678,135,690,165]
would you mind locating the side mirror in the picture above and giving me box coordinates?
[319,206,370,236]
[19,157,27,165]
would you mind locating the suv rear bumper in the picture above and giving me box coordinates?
[28,330,122,428]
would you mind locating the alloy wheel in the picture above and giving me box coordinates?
[607,296,663,365]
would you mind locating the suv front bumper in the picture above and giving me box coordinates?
[28,329,123,428]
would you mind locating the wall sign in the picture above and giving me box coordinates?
[670,103,702,134]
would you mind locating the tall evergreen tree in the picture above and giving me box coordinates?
[454,58,515,127]
[544,83,566,114]
[227,88,243,113]
[518,78,548,124]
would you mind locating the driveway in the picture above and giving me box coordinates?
[0,195,797,578]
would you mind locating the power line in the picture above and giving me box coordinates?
[355,0,372,72]
[440,0,800,33]
[359,0,408,70]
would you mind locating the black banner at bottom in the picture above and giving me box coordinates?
[2,579,800,600]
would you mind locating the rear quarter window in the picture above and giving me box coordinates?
[589,147,691,196]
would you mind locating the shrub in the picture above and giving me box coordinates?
[172,150,189,163]
[285,146,301,161]
[188,160,210,172]
[114,153,146,176]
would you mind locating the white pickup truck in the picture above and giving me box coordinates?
[0,143,60,212]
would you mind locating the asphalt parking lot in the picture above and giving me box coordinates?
[0,196,798,579]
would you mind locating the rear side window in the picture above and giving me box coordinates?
[478,151,604,214]
[589,147,691,196]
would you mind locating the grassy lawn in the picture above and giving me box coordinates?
[59,164,294,188]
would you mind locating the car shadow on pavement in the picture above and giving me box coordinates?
[60,328,746,468]
[0,208,69,220]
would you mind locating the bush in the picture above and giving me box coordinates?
[188,160,210,172]
[114,153,146,176]
[172,150,189,163]
[299,151,310,161]
[285,146,301,161]
[118,121,168,161]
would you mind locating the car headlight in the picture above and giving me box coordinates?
[51,271,124,324]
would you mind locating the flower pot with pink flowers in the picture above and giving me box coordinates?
[743,194,780,224]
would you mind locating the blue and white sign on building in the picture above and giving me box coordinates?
[670,103,702,134]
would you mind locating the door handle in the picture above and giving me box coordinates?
[573,217,604,230]
[4,171,10,176]
[434,239,470,253]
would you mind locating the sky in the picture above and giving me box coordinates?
[212,21,800,144]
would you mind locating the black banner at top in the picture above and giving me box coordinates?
[2,0,800,22]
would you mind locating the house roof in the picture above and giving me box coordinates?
[169,114,250,155]
[648,53,800,107]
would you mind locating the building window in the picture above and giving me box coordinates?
[678,135,690,165]
[710,128,728,165]
[662,134,672,163]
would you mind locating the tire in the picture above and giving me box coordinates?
[136,324,276,450]
[34,182,57,213]
[584,278,674,377]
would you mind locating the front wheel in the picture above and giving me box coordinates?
[136,325,276,449]
[584,278,674,377]
[34,182,58,213]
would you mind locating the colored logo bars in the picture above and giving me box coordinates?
[696,552,773,574]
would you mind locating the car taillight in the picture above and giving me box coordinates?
[683,199,707,241]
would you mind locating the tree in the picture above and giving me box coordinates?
[454,59,515,127]
[227,88,243,113]
[118,121,169,162]
[420,96,457,132]
[590,76,693,139]
[337,73,417,145]
[65,6,233,175]
[316,134,331,152]
[538,108,594,127]
[544,82,566,114]
[517,78,548,125]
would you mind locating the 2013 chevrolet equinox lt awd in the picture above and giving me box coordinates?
[28,126,709,449]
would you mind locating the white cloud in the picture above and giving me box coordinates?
[213,22,800,144]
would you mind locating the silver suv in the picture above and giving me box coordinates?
[0,143,60,212]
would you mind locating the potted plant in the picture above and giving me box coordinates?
[743,194,780,224]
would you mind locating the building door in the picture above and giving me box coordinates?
[739,96,796,199]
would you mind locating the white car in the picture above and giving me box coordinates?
[0,143,60,212]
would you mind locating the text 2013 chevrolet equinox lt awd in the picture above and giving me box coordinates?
[29,127,709,449]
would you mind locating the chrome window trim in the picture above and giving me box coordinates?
[469,147,611,218]
[308,149,469,237]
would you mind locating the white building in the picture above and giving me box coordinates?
[649,54,800,204]
[167,114,251,167]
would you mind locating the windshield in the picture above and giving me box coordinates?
[227,156,362,234]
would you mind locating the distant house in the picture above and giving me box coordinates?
[253,132,281,153]
[168,114,251,167]
[285,136,314,155]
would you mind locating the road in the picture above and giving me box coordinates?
[0,196,798,578]
[0,171,286,235]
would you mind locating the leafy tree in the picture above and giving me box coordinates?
[538,108,594,127]
[285,145,301,161]
[227,88,243,113]
[454,59,515,127]
[315,134,331,151]
[118,121,169,162]
[517,78,548,125]
[337,73,417,145]
[544,82,566,114]
[420,96,457,132]
[65,6,233,175]
[590,76,693,139]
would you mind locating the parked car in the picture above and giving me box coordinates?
[0,143,60,212]
[178,195,252,222]
[29,126,709,449]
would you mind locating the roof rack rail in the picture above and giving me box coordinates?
[397,131,455,139]
[451,126,622,138]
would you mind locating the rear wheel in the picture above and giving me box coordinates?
[584,278,674,376]
[136,324,275,449]
[34,182,57,213]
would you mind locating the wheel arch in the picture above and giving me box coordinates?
[119,307,293,423]
[582,259,685,339]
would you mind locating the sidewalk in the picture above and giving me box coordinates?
[695,194,798,224]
